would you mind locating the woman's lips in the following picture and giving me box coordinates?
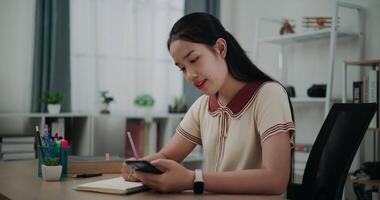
[195,80,207,89]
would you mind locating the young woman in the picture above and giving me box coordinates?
[122,12,295,195]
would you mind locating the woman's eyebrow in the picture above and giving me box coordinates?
[175,49,195,66]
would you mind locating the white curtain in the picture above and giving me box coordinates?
[70,0,184,113]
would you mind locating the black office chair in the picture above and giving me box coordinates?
[287,103,377,200]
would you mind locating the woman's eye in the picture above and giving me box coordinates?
[179,67,186,72]
[189,57,198,64]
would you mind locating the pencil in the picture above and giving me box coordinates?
[126,131,139,159]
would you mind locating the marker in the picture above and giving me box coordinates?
[126,131,139,159]
[61,139,68,149]
[72,173,102,178]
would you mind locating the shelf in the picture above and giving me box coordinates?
[258,29,359,45]
[291,97,326,103]
[345,59,380,66]
[350,178,380,187]
[0,112,91,118]
[368,128,380,132]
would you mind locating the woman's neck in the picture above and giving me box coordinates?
[217,76,246,107]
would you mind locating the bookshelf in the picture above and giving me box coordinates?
[343,59,380,198]
[0,112,199,164]
[0,113,92,156]
[253,1,365,181]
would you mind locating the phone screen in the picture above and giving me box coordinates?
[125,160,163,174]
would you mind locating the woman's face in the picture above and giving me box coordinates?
[169,39,228,96]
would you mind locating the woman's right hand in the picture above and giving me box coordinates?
[121,158,140,182]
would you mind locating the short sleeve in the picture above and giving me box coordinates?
[176,96,204,145]
[254,82,295,145]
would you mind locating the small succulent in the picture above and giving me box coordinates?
[41,92,64,104]
[134,94,154,107]
[43,156,60,166]
[100,91,115,105]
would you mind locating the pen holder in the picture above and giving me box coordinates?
[37,146,71,179]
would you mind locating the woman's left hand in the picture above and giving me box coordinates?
[133,159,194,193]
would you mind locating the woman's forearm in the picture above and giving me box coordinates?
[141,152,167,162]
[203,169,289,195]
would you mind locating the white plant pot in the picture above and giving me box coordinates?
[41,164,62,181]
[47,104,61,114]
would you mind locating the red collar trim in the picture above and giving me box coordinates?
[208,81,266,115]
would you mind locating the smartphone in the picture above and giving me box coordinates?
[125,160,163,174]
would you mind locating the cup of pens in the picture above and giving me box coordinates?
[37,145,70,180]
[36,126,70,180]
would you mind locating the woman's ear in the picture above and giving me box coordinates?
[214,38,227,58]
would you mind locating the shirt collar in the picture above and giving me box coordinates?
[208,81,266,115]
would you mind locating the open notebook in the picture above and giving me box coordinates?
[73,177,148,194]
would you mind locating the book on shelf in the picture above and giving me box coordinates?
[146,121,158,155]
[1,136,35,143]
[353,81,363,103]
[294,143,312,152]
[294,151,309,163]
[68,156,124,174]
[0,135,36,160]
[1,152,35,161]
[1,143,35,153]
[73,177,147,194]
[367,70,378,128]
[125,119,145,158]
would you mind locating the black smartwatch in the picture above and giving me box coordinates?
[193,169,204,194]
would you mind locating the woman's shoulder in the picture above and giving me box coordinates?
[259,81,286,93]
[256,81,288,98]
[186,95,209,112]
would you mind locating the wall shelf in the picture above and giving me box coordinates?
[259,29,359,45]
[291,97,326,103]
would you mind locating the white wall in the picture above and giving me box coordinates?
[0,0,35,134]
[0,0,34,113]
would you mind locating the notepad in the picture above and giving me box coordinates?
[73,177,148,194]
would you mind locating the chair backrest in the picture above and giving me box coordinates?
[296,103,377,200]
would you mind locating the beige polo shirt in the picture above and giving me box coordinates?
[176,81,295,172]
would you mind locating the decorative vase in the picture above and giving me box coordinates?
[41,164,62,181]
[47,104,61,114]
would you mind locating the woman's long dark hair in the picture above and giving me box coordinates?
[167,12,273,82]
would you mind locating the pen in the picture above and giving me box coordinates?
[72,173,103,178]
[35,126,45,159]
[126,131,139,159]
[35,126,43,147]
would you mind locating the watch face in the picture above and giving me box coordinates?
[194,181,204,194]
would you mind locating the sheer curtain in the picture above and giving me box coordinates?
[70,0,184,113]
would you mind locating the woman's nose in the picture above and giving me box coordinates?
[186,69,198,80]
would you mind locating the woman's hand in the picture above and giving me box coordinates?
[121,158,140,182]
[134,159,194,193]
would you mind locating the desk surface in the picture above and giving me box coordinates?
[0,160,284,200]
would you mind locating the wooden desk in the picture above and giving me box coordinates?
[0,160,284,200]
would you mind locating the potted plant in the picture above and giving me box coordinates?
[134,94,154,119]
[42,92,64,114]
[168,96,187,113]
[41,156,62,181]
[100,91,115,114]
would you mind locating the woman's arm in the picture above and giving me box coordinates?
[122,133,196,181]
[135,132,291,194]
[203,132,291,194]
